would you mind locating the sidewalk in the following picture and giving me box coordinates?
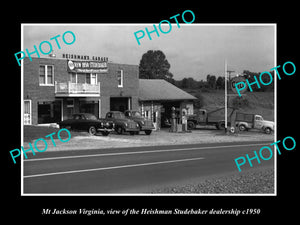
[25,126,275,152]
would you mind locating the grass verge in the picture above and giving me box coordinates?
[152,167,274,194]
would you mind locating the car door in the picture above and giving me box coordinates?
[78,114,94,131]
[254,115,263,129]
[198,110,206,122]
[73,114,87,130]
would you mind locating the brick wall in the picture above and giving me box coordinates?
[99,62,139,117]
[23,57,140,124]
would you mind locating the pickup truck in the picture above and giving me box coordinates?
[105,111,140,135]
[187,108,231,130]
[235,113,274,134]
[124,110,155,135]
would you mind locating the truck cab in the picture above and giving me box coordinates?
[253,115,264,129]
[196,109,207,123]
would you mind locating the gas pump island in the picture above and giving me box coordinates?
[169,106,190,133]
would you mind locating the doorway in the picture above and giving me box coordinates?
[110,97,130,112]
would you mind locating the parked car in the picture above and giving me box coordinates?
[58,113,114,136]
[124,110,155,135]
[105,111,140,135]
[235,113,274,134]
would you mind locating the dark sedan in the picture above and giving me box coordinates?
[58,113,114,136]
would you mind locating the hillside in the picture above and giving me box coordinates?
[185,89,275,121]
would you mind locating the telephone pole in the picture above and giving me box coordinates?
[225,60,227,133]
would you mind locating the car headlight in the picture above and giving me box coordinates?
[140,121,145,125]
[136,123,139,128]
[124,122,128,127]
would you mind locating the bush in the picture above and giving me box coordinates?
[230,96,249,109]
[193,93,205,109]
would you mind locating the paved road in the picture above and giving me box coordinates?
[23,141,274,194]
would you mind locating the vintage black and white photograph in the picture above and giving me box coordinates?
[21,23,276,195]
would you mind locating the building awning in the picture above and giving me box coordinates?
[139,79,197,101]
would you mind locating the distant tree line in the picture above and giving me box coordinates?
[173,71,275,92]
[138,50,274,93]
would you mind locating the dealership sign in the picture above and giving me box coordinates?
[67,60,108,73]
[230,76,247,94]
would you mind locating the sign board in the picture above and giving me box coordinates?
[230,76,247,94]
[67,60,108,73]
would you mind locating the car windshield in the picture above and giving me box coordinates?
[114,112,125,119]
[131,111,143,118]
[84,114,98,120]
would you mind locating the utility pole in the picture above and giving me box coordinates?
[225,60,227,133]
[227,70,235,82]
[225,60,235,133]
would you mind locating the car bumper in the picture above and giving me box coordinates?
[124,127,140,132]
[140,126,155,131]
[96,128,114,132]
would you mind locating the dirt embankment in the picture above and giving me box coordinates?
[186,90,274,121]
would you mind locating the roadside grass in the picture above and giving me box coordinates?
[153,167,274,194]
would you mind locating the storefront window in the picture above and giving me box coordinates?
[79,100,99,117]
[38,100,62,124]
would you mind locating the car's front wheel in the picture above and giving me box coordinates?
[187,121,195,130]
[101,131,109,136]
[264,127,272,134]
[145,130,152,135]
[116,126,124,134]
[88,126,97,135]
[239,124,247,132]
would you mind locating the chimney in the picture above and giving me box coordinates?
[49,50,56,58]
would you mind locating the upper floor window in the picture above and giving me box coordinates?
[39,65,54,86]
[117,70,123,88]
[70,73,77,83]
[86,73,97,85]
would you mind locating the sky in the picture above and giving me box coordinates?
[23,24,275,80]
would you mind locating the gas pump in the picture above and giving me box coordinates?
[182,108,188,132]
[170,106,176,132]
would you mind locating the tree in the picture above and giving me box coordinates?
[181,77,198,89]
[216,76,225,89]
[139,50,173,82]
[193,93,205,109]
[206,74,216,89]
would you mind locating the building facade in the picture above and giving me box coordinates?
[138,79,196,129]
[23,56,139,125]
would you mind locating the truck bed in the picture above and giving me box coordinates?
[236,112,254,123]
